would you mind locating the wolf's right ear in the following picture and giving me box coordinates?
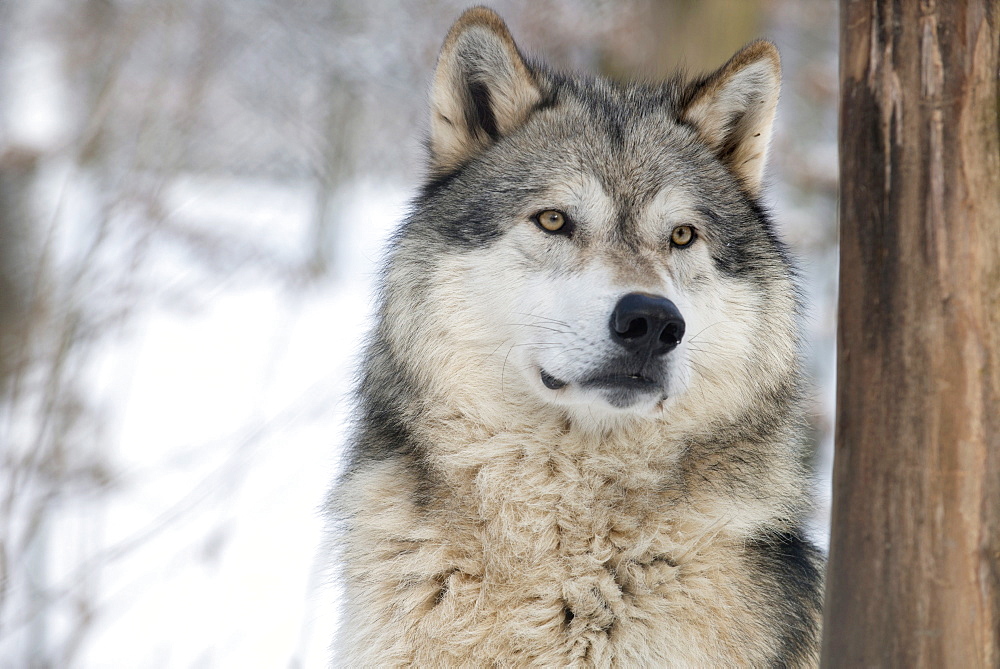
[429,8,541,174]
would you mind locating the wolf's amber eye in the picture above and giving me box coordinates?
[671,225,695,247]
[534,210,572,235]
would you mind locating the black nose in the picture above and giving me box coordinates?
[609,293,685,356]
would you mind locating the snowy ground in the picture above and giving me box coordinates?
[88,181,405,667]
[2,172,406,667]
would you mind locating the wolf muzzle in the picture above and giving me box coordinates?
[609,293,685,358]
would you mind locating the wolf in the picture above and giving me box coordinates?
[331,6,823,667]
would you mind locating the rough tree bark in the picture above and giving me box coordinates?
[823,1,1000,667]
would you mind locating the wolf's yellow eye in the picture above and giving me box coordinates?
[535,210,568,233]
[671,225,695,247]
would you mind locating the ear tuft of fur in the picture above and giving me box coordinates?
[429,7,541,174]
[681,41,781,197]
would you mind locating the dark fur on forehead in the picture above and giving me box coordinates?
[537,67,691,144]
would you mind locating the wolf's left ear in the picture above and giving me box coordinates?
[680,41,781,198]
[429,8,541,174]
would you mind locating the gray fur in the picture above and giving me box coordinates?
[330,7,823,667]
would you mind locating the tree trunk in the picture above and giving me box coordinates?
[823,1,1000,667]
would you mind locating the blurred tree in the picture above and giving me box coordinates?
[598,0,764,79]
[0,147,39,385]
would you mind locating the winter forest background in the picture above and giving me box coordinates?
[0,1,837,666]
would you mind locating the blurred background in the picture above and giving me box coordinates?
[0,1,837,666]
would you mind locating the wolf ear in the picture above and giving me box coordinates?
[429,8,541,174]
[680,41,781,198]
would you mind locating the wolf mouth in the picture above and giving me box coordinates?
[581,374,660,391]
[540,369,661,393]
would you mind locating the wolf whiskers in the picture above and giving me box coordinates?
[514,312,572,329]
[684,320,735,347]
[496,340,560,400]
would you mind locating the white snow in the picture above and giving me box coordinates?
[61,177,405,668]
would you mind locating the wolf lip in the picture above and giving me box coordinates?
[584,374,659,390]
[540,370,567,390]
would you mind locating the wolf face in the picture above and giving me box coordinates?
[383,9,797,433]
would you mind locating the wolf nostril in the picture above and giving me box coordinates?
[617,317,648,340]
[660,322,681,346]
[610,293,685,356]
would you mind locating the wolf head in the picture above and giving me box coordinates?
[366,8,800,437]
